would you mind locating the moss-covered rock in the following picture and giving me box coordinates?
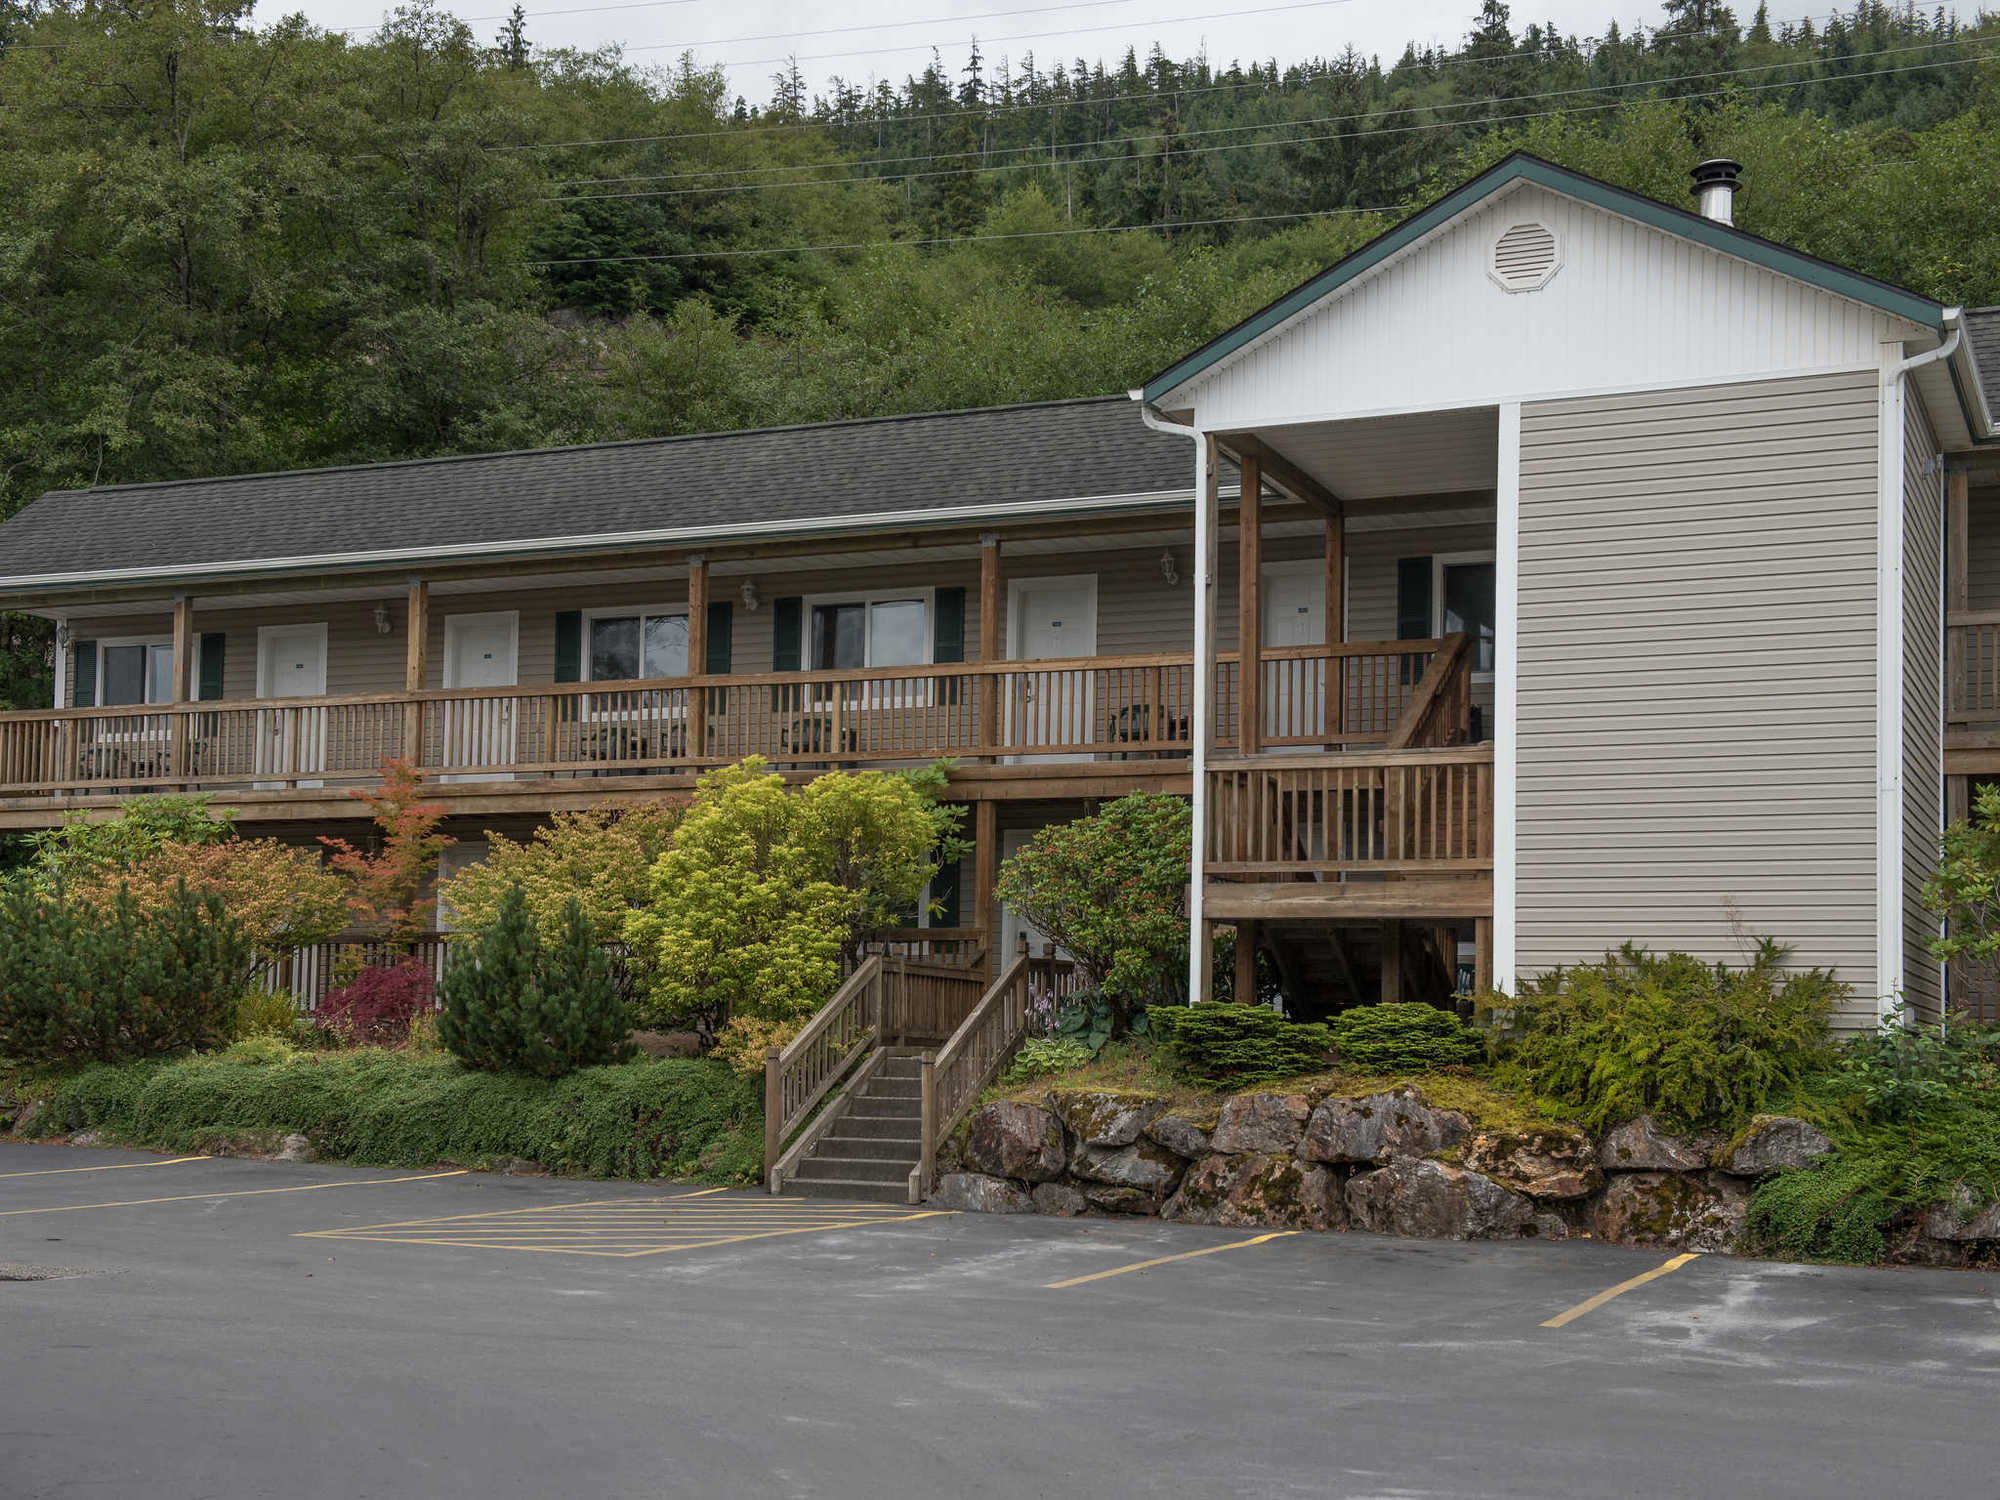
[1299,1088,1470,1165]
[962,1100,1067,1183]
[1720,1116,1834,1177]
[1464,1126,1601,1200]
[930,1172,1036,1214]
[1345,1158,1539,1240]
[1072,1138,1187,1196]
[1209,1092,1313,1154]
[1048,1089,1165,1149]
[1593,1171,1746,1251]
[1161,1151,1342,1230]
[1597,1115,1717,1172]
[1146,1110,1216,1161]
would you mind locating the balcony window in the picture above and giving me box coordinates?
[585,610,688,682]
[1434,554,1496,678]
[808,595,929,671]
[99,640,175,706]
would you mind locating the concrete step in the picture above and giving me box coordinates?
[838,1112,923,1140]
[781,1175,910,1205]
[859,1077,922,1100]
[814,1134,920,1163]
[790,1154,910,1185]
[876,1056,925,1078]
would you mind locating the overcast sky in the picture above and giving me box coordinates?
[271,0,1752,106]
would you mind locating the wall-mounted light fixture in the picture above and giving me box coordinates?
[1159,550,1180,587]
[373,602,393,635]
[741,580,761,612]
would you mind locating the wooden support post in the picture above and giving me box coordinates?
[403,579,428,766]
[1195,917,1216,1004]
[1948,469,1969,717]
[978,535,1002,759]
[686,556,709,762]
[1380,919,1404,1005]
[763,1046,782,1191]
[973,798,998,980]
[1324,512,1345,744]
[1200,436,1221,761]
[1234,919,1259,1004]
[169,595,194,780]
[1237,451,1262,756]
[1473,916,1494,994]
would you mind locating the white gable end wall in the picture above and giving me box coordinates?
[1183,183,1914,432]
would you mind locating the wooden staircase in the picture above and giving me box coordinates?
[782,1053,926,1204]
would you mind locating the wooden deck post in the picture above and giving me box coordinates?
[404,579,428,766]
[1948,469,1969,717]
[763,1044,783,1191]
[978,535,1002,759]
[687,556,709,762]
[1473,916,1494,993]
[1237,451,1263,756]
[169,594,194,780]
[1324,512,1345,744]
[1234,919,1259,1003]
[1380,919,1403,1005]
[973,798,999,981]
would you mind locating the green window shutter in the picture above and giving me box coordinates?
[1396,557,1433,687]
[554,611,582,683]
[71,640,97,707]
[197,633,226,700]
[929,851,962,930]
[932,587,966,663]
[772,597,803,671]
[705,601,733,675]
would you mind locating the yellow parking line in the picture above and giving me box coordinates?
[1045,1231,1299,1288]
[302,1209,957,1258]
[0,1169,467,1217]
[1542,1253,1702,1329]
[293,1189,838,1237]
[0,1155,211,1179]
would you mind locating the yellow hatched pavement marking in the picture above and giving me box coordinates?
[1045,1231,1299,1288]
[298,1199,956,1258]
[0,1169,467,1217]
[1541,1253,1702,1329]
[0,1155,211,1179]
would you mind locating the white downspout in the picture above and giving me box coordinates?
[1134,394,1207,1004]
[1877,313,1964,1027]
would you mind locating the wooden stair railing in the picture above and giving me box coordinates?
[912,938,1084,1202]
[764,956,887,1188]
[1385,632,1473,752]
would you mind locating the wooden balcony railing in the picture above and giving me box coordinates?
[1204,746,1496,877]
[1948,612,2000,724]
[0,640,1450,799]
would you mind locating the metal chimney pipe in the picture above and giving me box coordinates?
[1690,158,1743,226]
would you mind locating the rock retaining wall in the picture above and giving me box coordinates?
[929,1086,1984,1259]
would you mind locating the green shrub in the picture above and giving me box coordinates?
[1004,1036,1097,1083]
[1490,941,1840,1134]
[0,881,251,1062]
[1831,1007,2000,1122]
[1148,1003,1332,1087]
[26,1050,762,1183]
[440,886,634,1078]
[440,803,680,946]
[1330,1002,1483,1073]
[997,794,1191,1036]
[236,989,303,1041]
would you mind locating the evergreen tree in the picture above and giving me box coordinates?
[494,4,528,69]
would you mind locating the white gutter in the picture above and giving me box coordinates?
[1135,390,1209,1005]
[1875,315,1965,1027]
[0,487,1199,595]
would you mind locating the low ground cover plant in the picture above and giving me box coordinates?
[439,885,633,1078]
[1488,941,1840,1134]
[1147,1002,1333,1088]
[1330,1001,1483,1073]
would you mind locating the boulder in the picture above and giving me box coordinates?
[1209,1092,1313,1155]
[1592,1172,1747,1252]
[1720,1116,1834,1177]
[1031,1182,1091,1218]
[961,1101,1067,1183]
[1345,1158,1540,1240]
[69,1130,103,1148]
[13,1100,44,1137]
[276,1134,317,1164]
[929,1172,1036,1215]
[1598,1116,1715,1173]
[1298,1089,1470,1165]
[1464,1126,1602,1200]
[1049,1090,1165,1149]
[1071,1139,1187,1196]
[1919,1187,2000,1242]
[1161,1152,1343,1231]
[1081,1184,1164,1216]
[1146,1111,1216,1161]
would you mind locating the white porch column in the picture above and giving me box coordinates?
[1494,401,1521,993]
[1187,432,1218,1004]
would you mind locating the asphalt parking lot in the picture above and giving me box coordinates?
[4,1141,1997,1499]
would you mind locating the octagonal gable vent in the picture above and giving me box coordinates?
[1489,221,1561,292]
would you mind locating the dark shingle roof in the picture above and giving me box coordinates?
[0,396,1192,587]
[1968,308,2000,415]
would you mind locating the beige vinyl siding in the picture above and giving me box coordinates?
[1516,369,1881,1024]
[1903,390,1945,1022]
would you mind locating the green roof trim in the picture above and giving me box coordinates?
[1141,152,1946,406]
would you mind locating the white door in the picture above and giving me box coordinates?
[1261,562,1325,749]
[1000,827,1062,962]
[256,624,328,787]
[1006,575,1098,760]
[441,612,519,781]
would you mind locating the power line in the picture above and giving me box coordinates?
[539,42,1992,202]
[619,0,1140,57]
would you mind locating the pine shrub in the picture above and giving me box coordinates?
[0,881,248,1062]
[1491,941,1840,1134]
[1330,1002,1484,1073]
[1147,1003,1332,1087]
[440,886,634,1078]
